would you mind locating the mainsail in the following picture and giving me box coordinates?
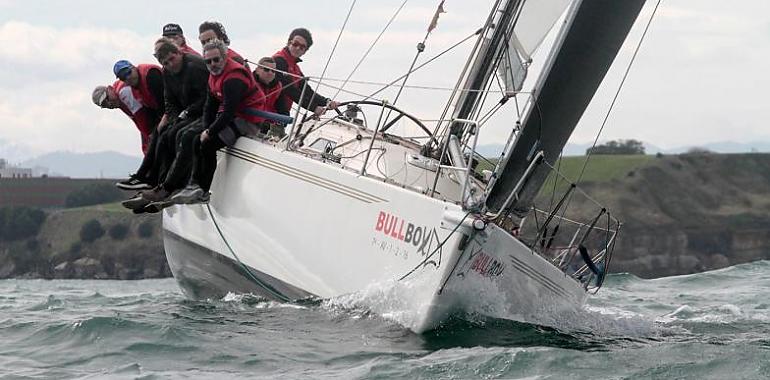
[484,0,646,215]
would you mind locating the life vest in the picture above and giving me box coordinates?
[227,48,245,64]
[273,47,304,112]
[255,79,283,114]
[132,64,162,111]
[208,58,265,124]
[273,47,304,86]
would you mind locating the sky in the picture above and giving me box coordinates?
[0,0,768,160]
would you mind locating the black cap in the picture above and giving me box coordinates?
[162,23,183,36]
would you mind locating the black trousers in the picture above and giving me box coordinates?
[155,118,198,183]
[161,119,205,191]
[135,128,160,186]
[192,118,257,192]
[192,132,226,192]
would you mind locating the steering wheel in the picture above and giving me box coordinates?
[335,100,436,145]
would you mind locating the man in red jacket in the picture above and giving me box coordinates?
[272,28,338,117]
[114,60,166,190]
[170,39,266,204]
[252,56,322,138]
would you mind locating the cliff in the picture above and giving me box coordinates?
[0,204,169,279]
[556,153,770,277]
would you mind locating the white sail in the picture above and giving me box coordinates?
[500,0,571,92]
[514,0,572,55]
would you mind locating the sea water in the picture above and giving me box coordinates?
[1,261,769,379]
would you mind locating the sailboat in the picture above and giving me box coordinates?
[162,0,647,333]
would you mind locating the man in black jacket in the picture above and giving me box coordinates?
[123,38,210,210]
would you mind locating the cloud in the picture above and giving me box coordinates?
[1,0,769,159]
[0,21,157,156]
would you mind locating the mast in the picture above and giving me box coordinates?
[484,0,647,216]
[448,0,523,138]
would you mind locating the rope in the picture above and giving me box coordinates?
[332,0,409,100]
[205,203,291,302]
[575,0,662,183]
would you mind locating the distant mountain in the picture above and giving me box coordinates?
[21,151,141,179]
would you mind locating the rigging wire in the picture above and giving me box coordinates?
[331,0,409,100]
[575,0,662,184]
[364,29,482,101]
[313,0,357,100]
[313,75,519,94]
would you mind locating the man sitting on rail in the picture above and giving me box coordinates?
[108,60,165,191]
[170,39,266,204]
[122,38,210,211]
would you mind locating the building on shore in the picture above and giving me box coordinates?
[0,159,33,178]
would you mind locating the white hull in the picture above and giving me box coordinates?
[162,132,587,333]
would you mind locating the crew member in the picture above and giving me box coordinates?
[272,28,337,116]
[171,39,266,204]
[253,56,326,138]
[198,21,248,69]
[162,23,200,56]
[91,80,158,156]
[126,38,210,209]
[111,60,165,190]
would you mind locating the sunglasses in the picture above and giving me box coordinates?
[204,56,222,65]
[290,41,308,50]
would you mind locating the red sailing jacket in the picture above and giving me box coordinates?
[255,79,283,114]
[132,64,162,111]
[273,47,304,111]
[208,58,265,124]
[227,48,245,64]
